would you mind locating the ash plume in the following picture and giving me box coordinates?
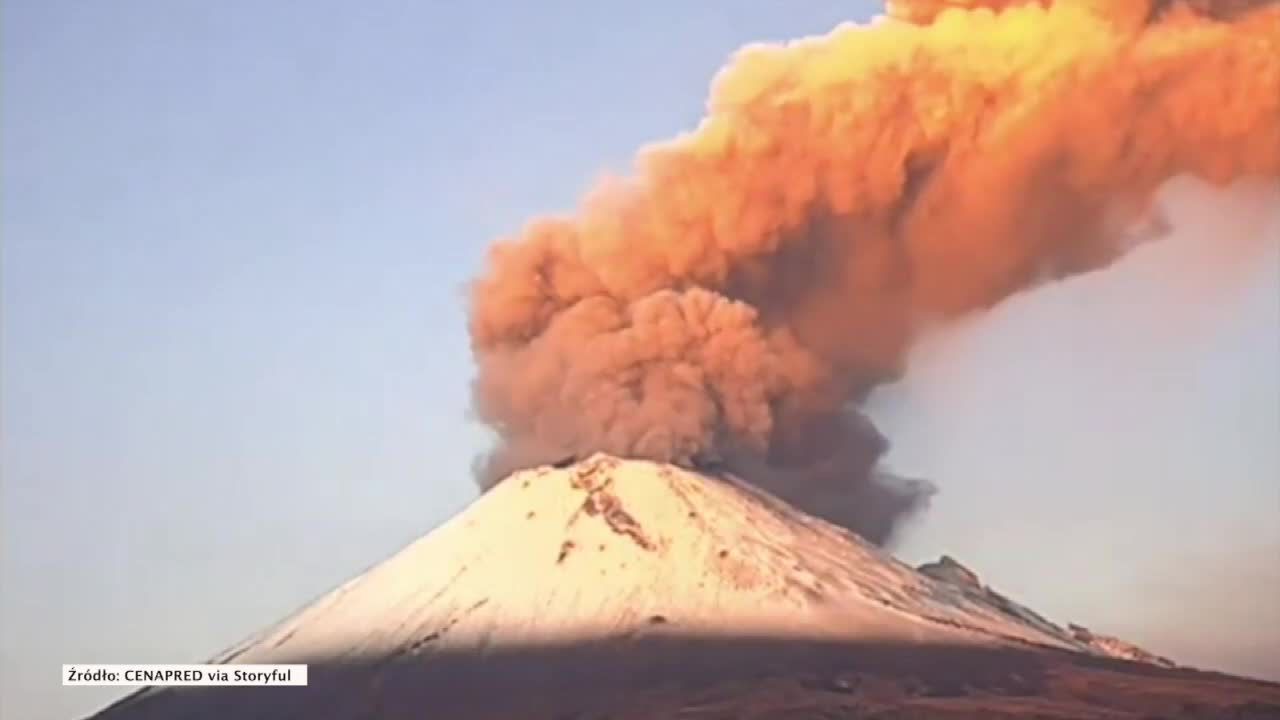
[466,0,1280,545]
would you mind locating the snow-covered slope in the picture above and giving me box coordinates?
[211,454,1081,661]
[90,455,1280,720]
[917,556,1177,667]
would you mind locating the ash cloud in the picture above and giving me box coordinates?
[466,0,1280,545]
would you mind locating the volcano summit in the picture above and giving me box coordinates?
[90,456,1280,720]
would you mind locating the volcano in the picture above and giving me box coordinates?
[89,455,1280,719]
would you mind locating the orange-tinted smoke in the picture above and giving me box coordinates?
[467,0,1280,543]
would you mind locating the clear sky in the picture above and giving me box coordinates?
[2,2,1276,719]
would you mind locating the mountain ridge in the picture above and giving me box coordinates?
[89,455,1280,719]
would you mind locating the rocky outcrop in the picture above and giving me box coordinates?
[918,555,1178,668]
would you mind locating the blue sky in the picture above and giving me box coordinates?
[2,2,1276,719]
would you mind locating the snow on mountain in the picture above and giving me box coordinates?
[916,555,1177,668]
[244,455,1073,655]
[89,455,1280,720]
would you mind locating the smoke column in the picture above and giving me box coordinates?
[466,0,1280,544]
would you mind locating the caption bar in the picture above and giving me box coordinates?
[64,664,308,687]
